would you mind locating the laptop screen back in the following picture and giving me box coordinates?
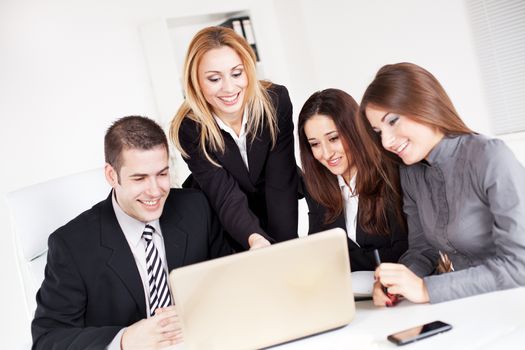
[169,228,355,350]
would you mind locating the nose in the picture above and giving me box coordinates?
[221,76,235,93]
[381,130,396,150]
[321,142,334,160]
[145,177,161,197]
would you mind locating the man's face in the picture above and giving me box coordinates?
[105,145,170,222]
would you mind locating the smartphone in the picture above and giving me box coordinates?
[387,320,452,346]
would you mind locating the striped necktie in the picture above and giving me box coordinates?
[142,224,171,316]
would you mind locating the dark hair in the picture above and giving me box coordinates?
[359,62,473,163]
[298,88,404,234]
[104,116,168,176]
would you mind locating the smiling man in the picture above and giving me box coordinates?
[32,116,232,349]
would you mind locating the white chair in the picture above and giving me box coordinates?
[5,168,110,318]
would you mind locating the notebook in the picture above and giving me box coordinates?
[169,228,355,350]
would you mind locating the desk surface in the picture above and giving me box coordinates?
[272,287,525,350]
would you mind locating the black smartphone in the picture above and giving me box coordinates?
[387,320,452,346]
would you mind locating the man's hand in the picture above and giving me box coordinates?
[248,233,271,250]
[121,305,182,349]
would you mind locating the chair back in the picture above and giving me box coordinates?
[5,168,110,318]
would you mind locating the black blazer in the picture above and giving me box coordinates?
[32,189,232,349]
[179,83,299,250]
[305,191,407,271]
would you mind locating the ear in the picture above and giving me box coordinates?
[104,163,119,188]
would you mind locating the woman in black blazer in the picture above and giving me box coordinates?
[298,89,407,271]
[170,26,299,251]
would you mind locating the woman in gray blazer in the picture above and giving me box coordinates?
[359,62,525,304]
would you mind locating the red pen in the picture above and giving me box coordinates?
[373,249,400,307]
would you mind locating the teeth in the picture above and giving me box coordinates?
[142,200,158,206]
[396,142,408,154]
[328,157,341,166]
[219,93,238,102]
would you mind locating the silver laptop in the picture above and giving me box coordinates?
[169,228,355,350]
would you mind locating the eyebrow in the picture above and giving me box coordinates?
[307,130,338,141]
[129,166,169,178]
[380,111,391,123]
[204,64,243,74]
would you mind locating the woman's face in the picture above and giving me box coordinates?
[197,46,248,122]
[365,105,444,165]
[303,114,353,183]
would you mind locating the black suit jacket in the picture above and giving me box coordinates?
[179,83,299,250]
[32,189,232,349]
[305,192,407,271]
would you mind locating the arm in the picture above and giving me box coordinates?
[32,234,122,349]
[198,191,234,258]
[178,120,266,249]
[424,139,525,303]
[263,85,299,242]
[398,168,439,277]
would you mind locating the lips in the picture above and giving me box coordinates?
[327,157,342,167]
[218,92,240,106]
[393,141,409,156]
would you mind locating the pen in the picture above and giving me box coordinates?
[373,249,382,267]
[373,249,400,307]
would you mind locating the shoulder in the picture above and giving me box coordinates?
[266,82,291,108]
[50,199,106,244]
[459,134,518,169]
[461,134,524,184]
[178,116,200,137]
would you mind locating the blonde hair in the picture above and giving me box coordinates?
[170,26,277,166]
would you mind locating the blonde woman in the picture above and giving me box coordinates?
[171,26,299,251]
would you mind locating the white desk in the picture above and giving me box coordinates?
[272,287,525,350]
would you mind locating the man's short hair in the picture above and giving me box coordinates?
[104,116,168,175]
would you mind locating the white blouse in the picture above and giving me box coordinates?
[338,174,359,246]
[215,112,249,170]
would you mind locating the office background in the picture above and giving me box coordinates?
[1,0,523,347]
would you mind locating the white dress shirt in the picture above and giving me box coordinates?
[338,174,360,246]
[107,192,171,349]
[215,112,249,170]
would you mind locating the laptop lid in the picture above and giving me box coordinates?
[169,228,355,350]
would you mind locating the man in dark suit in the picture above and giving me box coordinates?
[32,116,232,349]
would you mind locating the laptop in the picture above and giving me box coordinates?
[169,228,355,350]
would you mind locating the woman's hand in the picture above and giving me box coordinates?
[248,233,271,250]
[374,263,430,304]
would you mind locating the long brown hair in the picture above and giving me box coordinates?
[359,62,473,164]
[170,26,277,166]
[298,88,404,234]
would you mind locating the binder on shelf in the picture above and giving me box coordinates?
[232,20,243,37]
[220,16,260,61]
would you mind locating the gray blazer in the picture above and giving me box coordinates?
[399,134,525,303]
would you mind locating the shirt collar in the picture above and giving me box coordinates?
[111,191,161,248]
[425,135,462,166]
[214,111,248,139]
[337,173,357,194]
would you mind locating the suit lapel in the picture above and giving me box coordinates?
[355,213,366,247]
[160,207,188,270]
[335,213,362,250]
[214,131,255,190]
[247,130,270,184]
[99,194,147,317]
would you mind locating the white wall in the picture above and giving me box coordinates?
[274,0,493,135]
[1,0,521,348]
